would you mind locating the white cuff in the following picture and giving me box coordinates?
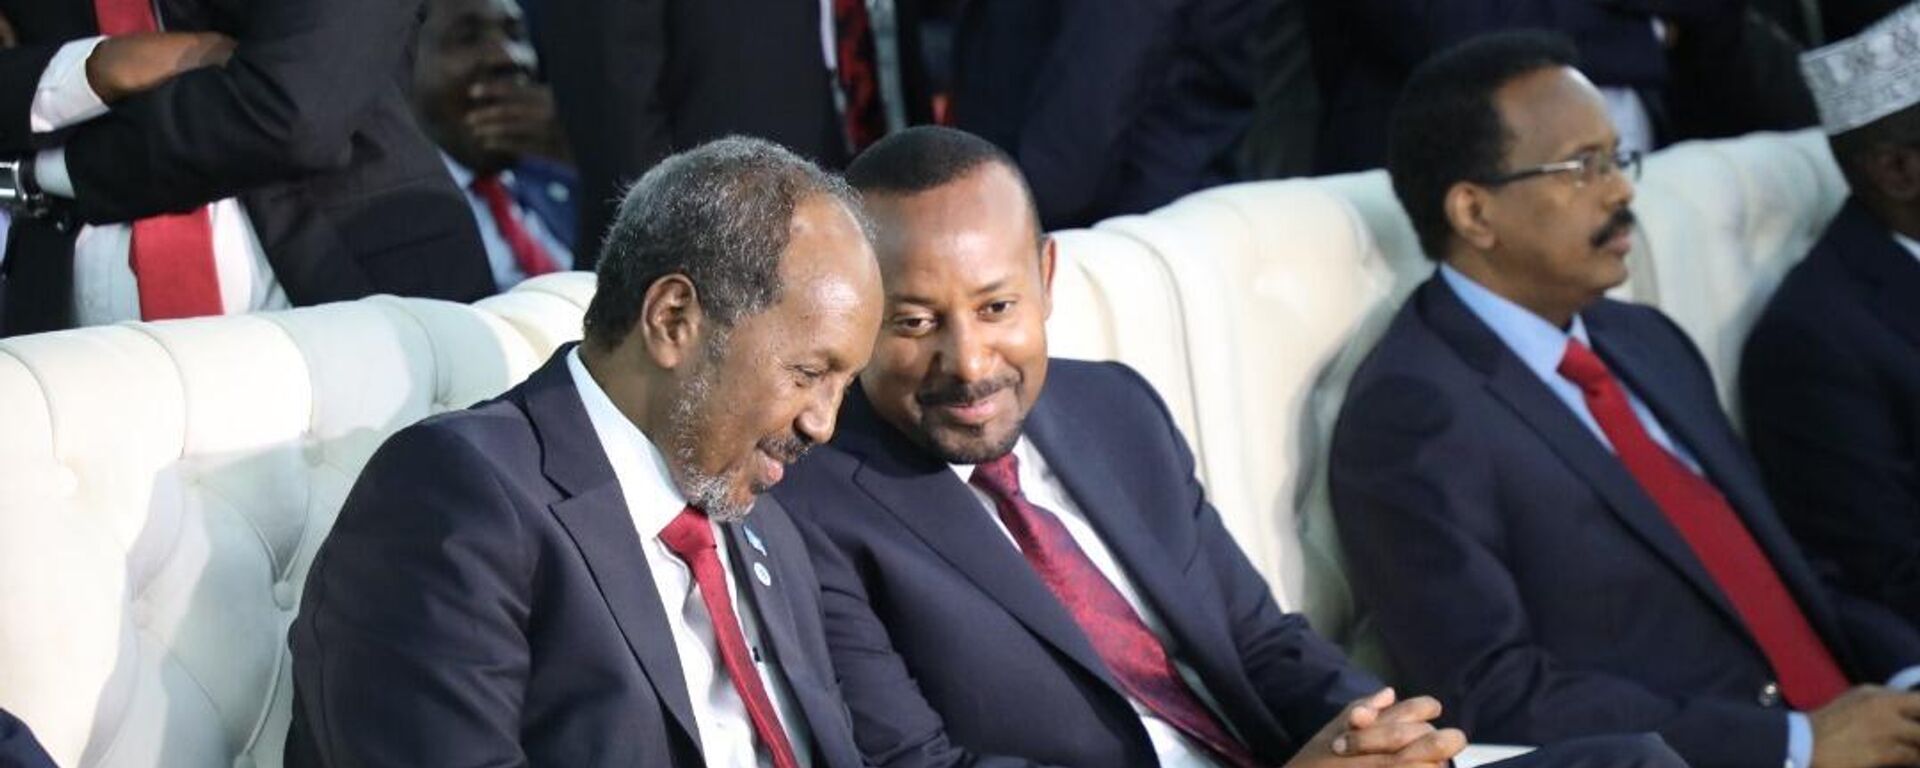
[35,148,74,198]
[1886,665,1920,691]
[31,37,110,134]
[1787,711,1812,768]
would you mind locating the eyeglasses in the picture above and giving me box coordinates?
[1476,148,1643,188]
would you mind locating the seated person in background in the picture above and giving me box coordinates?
[1330,30,1920,768]
[413,0,580,290]
[1742,5,1920,632]
[0,0,493,336]
[772,125,1684,768]
[286,138,881,767]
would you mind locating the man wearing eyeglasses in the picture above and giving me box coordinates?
[1328,30,1920,768]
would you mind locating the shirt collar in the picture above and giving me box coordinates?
[1440,263,1592,383]
[566,348,689,538]
[1894,230,1920,264]
[439,151,515,191]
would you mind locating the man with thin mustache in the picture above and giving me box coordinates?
[769,125,1684,767]
[286,137,883,767]
[1330,30,1920,768]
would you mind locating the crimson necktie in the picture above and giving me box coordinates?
[832,0,885,152]
[661,506,802,768]
[470,174,560,279]
[96,0,224,321]
[970,454,1265,768]
[1558,339,1848,709]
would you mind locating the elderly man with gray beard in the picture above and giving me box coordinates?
[285,136,884,768]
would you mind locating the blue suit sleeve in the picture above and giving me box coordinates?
[1106,361,1383,737]
[786,507,1060,768]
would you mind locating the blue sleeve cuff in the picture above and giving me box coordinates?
[1886,665,1920,691]
[1787,711,1812,768]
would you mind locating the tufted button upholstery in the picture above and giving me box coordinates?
[0,132,1845,767]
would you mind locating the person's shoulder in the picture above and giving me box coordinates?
[770,440,864,510]
[361,396,539,485]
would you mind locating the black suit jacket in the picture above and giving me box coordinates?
[0,0,494,336]
[286,347,864,767]
[1306,0,1740,174]
[771,360,1382,767]
[1743,199,1920,628]
[0,708,54,768]
[951,0,1269,229]
[1330,276,1920,768]
[535,0,849,264]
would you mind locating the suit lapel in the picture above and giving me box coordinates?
[721,512,855,767]
[1023,393,1292,753]
[836,390,1124,694]
[1591,314,1851,652]
[520,346,704,758]
[1419,279,1746,632]
[1832,200,1920,352]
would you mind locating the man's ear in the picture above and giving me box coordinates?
[1444,181,1500,252]
[1039,235,1058,320]
[637,274,704,370]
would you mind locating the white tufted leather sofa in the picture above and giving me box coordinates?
[0,129,1844,767]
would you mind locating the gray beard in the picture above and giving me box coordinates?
[667,348,753,524]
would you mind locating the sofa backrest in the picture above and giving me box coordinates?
[0,130,1848,765]
[0,276,592,768]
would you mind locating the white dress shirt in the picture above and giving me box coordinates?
[441,155,574,290]
[31,37,286,326]
[567,349,813,768]
[951,437,1234,768]
[1895,231,1920,264]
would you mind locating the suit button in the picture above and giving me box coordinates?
[1758,681,1782,707]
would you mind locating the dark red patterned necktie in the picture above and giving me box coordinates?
[832,0,885,152]
[1558,339,1848,709]
[96,0,224,321]
[661,506,803,768]
[971,454,1264,768]
[470,174,559,279]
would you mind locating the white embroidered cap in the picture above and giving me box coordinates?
[1800,2,1920,134]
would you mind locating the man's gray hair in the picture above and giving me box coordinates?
[582,136,871,349]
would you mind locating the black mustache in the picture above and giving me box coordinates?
[760,434,814,464]
[915,374,1018,408]
[1591,208,1637,248]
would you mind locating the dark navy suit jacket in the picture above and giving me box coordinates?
[951,0,1269,229]
[772,360,1381,767]
[286,347,863,768]
[0,708,53,768]
[508,158,581,255]
[1330,275,1920,768]
[1306,0,1737,173]
[1743,199,1920,628]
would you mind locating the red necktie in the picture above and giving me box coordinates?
[1558,339,1848,709]
[661,506,803,768]
[832,0,885,152]
[96,0,224,321]
[971,454,1265,768]
[470,174,559,279]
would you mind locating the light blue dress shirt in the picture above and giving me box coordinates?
[1437,265,1812,768]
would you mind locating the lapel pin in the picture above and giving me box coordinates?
[754,561,774,587]
[744,526,769,557]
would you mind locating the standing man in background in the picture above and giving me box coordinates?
[537,0,931,261]
[0,0,493,336]
[950,0,1272,229]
